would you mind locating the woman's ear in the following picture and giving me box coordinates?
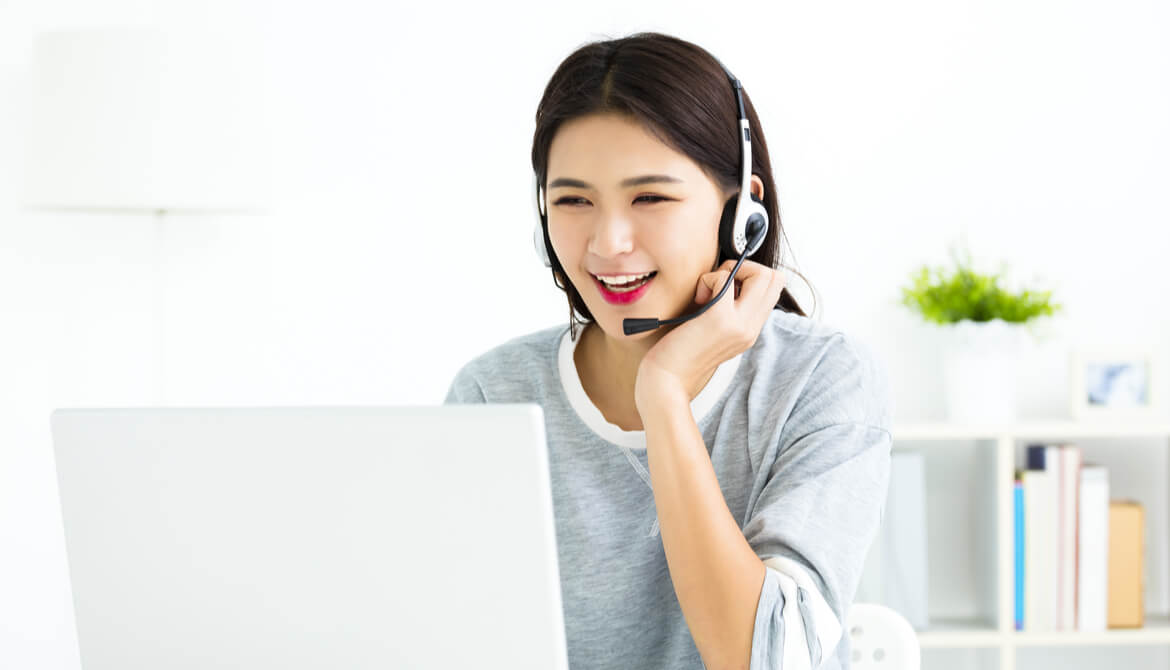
[724,174,766,201]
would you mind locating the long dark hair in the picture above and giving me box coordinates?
[532,31,816,340]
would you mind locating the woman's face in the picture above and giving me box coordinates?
[546,112,753,340]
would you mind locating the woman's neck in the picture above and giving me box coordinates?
[573,321,659,430]
[573,321,715,430]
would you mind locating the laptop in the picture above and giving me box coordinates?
[49,404,568,670]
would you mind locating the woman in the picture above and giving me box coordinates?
[445,32,893,670]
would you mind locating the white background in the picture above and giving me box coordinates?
[1,0,1168,667]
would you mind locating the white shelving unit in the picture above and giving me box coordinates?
[888,420,1170,670]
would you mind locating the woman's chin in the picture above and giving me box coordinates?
[591,313,659,341]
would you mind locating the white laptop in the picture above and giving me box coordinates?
[49,404,568,670]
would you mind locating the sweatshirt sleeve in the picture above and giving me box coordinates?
[742,335,894,670]
[443,363,487,404]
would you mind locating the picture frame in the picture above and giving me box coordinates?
[1069,348,1163,421]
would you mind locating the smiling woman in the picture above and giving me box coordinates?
[446,31,893,670]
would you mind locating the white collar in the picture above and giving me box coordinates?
[557,327,743,450]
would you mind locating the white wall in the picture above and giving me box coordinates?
[1,0,1168,667]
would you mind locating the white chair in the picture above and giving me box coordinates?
[845,603,921,670]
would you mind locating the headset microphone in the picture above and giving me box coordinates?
[621,218,764,335]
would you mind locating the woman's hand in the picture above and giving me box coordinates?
[634,258,787,415]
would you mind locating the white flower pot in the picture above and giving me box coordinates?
[940,318,1027,424]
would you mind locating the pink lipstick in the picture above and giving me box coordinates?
[592,272,656,305]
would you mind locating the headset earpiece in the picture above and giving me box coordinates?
[718,191,769,261]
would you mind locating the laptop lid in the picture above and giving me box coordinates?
[50,404,568,670]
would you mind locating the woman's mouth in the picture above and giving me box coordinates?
[591,271,657,305]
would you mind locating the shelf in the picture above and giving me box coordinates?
[871,419,1170,667]
[912,615,1170,649]
[892,420,1170,441]
[915,618,1002,648]
[1011,614,1170,647]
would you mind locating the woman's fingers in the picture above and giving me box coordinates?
[711,259,776,305]
[697,259,786,309]
[696,268,732,304]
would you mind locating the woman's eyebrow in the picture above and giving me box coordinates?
[547,174,685,190]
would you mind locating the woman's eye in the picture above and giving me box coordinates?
[554,195,670,206]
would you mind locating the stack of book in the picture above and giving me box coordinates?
[1014,443,1146,631]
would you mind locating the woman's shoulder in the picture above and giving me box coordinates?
[445,323,567,400]
[750,309,893,430]
[459,323,565,371]
[752,308,854,365]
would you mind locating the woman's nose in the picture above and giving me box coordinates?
[587,213,635,257]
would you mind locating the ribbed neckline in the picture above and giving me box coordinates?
[556,327,743,450]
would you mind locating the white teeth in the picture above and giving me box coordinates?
[596,272,653,285]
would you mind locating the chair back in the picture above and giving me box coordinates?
[845,602,921,670]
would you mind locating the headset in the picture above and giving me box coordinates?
[533,60,768,336]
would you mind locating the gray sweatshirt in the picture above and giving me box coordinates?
[443,308,894,669]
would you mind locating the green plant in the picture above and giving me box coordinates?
[900,242,1062,325]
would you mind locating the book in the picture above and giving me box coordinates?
[1014,473,1024,630]
[1057,445,1082,630]
[1077,464,1109,631]
[1107,500,1145,628]
[1022,466,1054,631]
[1027,442,1080,631]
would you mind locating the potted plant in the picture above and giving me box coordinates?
[900,241,1063,423]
